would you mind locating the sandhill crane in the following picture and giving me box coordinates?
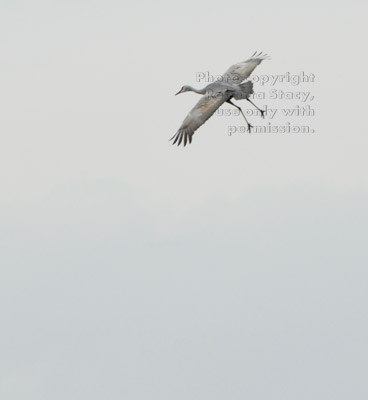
[170,52,270,146]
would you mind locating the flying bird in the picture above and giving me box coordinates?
[170,52,270,146]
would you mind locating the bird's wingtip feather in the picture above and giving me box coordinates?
[248,51,271,60]
[169,128,193,147]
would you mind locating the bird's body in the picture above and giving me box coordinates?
[171,81,254,146]
[171,52,270,146]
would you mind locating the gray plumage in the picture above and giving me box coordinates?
[171,52,270,147]
[223,51,270,84]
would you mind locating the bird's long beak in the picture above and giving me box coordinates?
[175,89,182,96]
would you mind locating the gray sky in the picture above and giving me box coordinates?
[1,1,367,399]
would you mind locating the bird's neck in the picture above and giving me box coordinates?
[188,86,207,95]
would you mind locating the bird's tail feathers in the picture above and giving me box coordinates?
[233,81,254,100]
[239,81,253,93]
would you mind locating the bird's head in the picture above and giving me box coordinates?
[175,85,192,95]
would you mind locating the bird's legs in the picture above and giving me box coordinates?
[246,98,265,118]
[227,99,253,133]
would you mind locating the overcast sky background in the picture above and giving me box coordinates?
[1,1,367,399]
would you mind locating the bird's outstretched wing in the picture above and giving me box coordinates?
[222,51,270,84]
[170,91,228,146]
